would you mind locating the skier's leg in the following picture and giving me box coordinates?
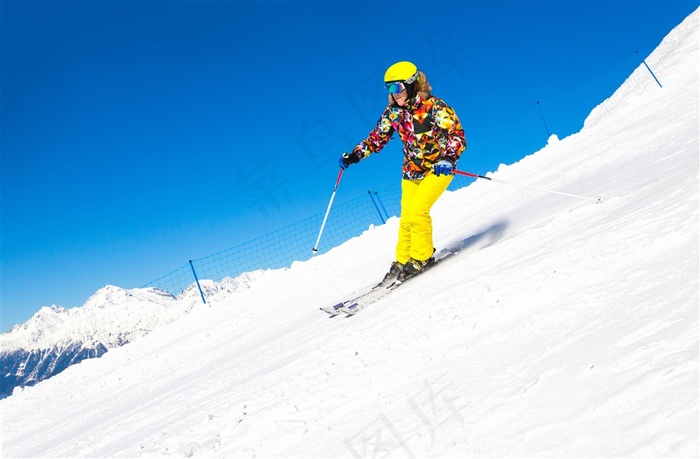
[396,178,420,264]
[405,173,453,261]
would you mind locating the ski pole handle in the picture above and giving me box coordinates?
[312,168,344,253]
[331,167,344,192]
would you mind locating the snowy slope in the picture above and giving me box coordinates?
[0,273,266,399]
[1,9,698,458]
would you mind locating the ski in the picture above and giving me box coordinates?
[320,250,457,317]
[319,282,387,316]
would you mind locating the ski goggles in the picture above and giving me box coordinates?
[385,81,407,94]
[385,72,418,94]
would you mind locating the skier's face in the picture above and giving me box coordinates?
[393,90,408,106]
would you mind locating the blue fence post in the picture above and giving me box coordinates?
[367,190,387,224]
[536,101,551,138]
[374,191,390,221]
[188,260,207,304]
[637,51,663,88]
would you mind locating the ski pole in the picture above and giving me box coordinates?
[312,168,344,253]
[453,169,602,203]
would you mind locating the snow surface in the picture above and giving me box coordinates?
[1,273,265,353]
[2,9,698,458]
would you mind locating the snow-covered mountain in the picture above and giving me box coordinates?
[1,9,697,458]
[0,272,267,399]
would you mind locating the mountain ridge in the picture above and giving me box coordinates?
[0,271,267,398]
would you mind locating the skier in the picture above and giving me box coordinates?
[340,61,466,283]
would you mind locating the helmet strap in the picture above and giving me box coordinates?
[405,81,417,99]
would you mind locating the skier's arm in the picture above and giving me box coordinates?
[434,103,466,165]
[350,107,396,161]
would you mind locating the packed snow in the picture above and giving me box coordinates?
[1,9,698,458]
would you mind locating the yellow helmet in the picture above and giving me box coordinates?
[384,61,418,83]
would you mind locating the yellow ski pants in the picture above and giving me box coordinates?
[396,173,453,264]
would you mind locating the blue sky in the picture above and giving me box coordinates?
[2,0,697,331]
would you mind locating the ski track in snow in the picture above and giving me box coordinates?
[2,9,699,459]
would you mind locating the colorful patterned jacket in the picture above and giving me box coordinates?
[351,95,466,180]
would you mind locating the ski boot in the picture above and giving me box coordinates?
[380,261,404,286]
[397,256,436,282]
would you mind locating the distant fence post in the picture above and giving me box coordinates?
[189,260,207,304]
[374,191,390,221]
[367,190,387,224]
[637,50,663,88]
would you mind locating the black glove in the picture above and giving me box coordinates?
[339,152,361,170]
